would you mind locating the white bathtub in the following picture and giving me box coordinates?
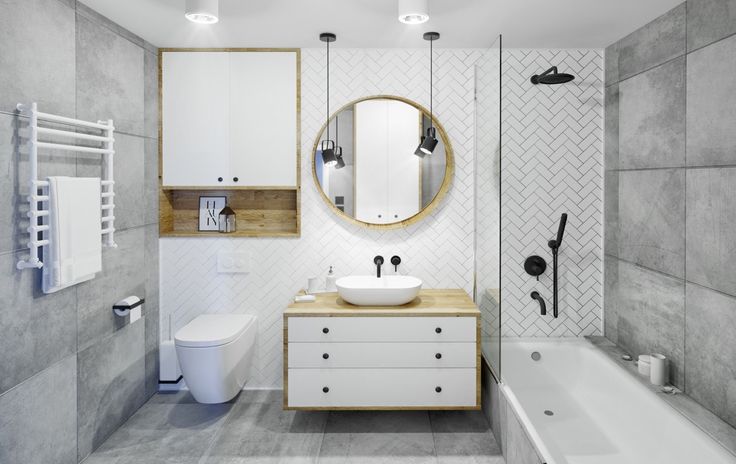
[500,338,736,464]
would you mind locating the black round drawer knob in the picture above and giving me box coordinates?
[322,327,329,334]
[435,327,442,334]
[233,177,239,182]
[323,387,329,393]
[217,177,223,182]
[435,386,442,393]
[435,353,442,359]
[322,353,329,359]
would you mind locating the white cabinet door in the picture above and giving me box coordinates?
[354,100,389,223]
[387,100,421,221]
[229,52,297,187]
[162,52,230,187]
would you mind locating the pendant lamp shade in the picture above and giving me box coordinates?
[320,33,338,167]
[415,32,440,157]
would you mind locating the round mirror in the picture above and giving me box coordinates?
[312,96,454,228]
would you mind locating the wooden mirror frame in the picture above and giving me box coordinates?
[311,95,454,229]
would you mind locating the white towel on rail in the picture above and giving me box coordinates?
[42,176,102,294]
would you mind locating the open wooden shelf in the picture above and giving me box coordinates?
[159,188,300,237]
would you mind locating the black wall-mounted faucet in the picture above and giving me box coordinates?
[390,255,401,272]
[374,255,384,278]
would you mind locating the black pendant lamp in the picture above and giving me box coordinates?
[335,113,346,169]
[320,32,338,167]
[415,31,440,157]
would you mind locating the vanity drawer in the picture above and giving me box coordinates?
[287,368,477,408]
[288,342,476,368]
[287,316,477,343]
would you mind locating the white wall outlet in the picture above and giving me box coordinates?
[217,250,251,274]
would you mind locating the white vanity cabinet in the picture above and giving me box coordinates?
[161,49,298,188]
[283,290,481,410]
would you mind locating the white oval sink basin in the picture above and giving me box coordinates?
[336,275,423,306]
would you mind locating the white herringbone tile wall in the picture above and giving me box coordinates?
[160,48,482,388]
[500,49,604,337]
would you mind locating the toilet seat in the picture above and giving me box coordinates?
[175,314,255,348]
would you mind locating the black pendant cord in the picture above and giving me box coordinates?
[429,36,433,131]
[335,113,339,148]
[326,38,330,142]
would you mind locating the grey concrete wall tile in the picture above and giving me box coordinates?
[76,12,144,136]
[604,84,619,171]
[685,283,736,428]
[0,0,76,115]
[505,408,542,464]
[619,57,685,169]
[144,224,160,397]
[77,319,147,461]
[0,251,77,394]
[144,137,160,226]
[75,2,145,48]
[0,355,77,464]
[687,34,736,167]
[686,167,736,296]
[618,3,686,80]
[605,43,619,86]
[77,133,145,231]
[604,171,618,256]
[76,227,146,352]
[603,256,619,341]
[610,260,685,387]
[618,169,685,278]
[144,51,159,140]
[687,0,736,51]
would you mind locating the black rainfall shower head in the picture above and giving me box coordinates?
[531,66,575,85]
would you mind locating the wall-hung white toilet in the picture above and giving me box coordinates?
[175,314,257,404]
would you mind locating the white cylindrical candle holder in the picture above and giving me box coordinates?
[650,353,668,386]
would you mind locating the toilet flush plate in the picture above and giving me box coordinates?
[217,251,251,274]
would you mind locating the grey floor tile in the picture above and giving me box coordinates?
[618,57,685,169]
[687,0,736,52]
[91,401,231,462]
[429,410,491,433]
[325,411,431,434]
[685,283,736,429]
[0,356,77,464]
[319,431,437,464]
[686,167,736,296]
[617,169,685,278]
[687,34,736,167]
[617,3,686,80]
[202,400,326,464]
[433,433,503,464]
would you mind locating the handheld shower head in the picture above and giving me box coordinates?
[548,213,568,250]
[531,67,575,85]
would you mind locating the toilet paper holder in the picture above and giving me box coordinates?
[113,296,145,317]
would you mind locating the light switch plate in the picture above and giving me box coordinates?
[217,250,251,274]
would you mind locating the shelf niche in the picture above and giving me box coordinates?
[159,188,300,237]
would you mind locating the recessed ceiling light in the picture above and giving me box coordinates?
[398,0,429,24]
[185,0,219,24]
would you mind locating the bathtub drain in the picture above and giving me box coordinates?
[544,410,554,416]
[531,351,541,361]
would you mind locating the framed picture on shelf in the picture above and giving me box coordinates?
[198,196,226,231]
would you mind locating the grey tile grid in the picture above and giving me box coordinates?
[84,390,505,464]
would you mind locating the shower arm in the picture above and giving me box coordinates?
[547,214,568,319]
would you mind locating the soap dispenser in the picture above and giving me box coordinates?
[326,266,337,292]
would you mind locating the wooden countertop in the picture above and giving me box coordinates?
[285,289,479,317]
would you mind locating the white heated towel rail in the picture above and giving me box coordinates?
[16,102,117,270]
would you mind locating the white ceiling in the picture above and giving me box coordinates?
[79,0,683,49]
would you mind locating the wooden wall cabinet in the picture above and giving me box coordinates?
[159,48,300,237]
